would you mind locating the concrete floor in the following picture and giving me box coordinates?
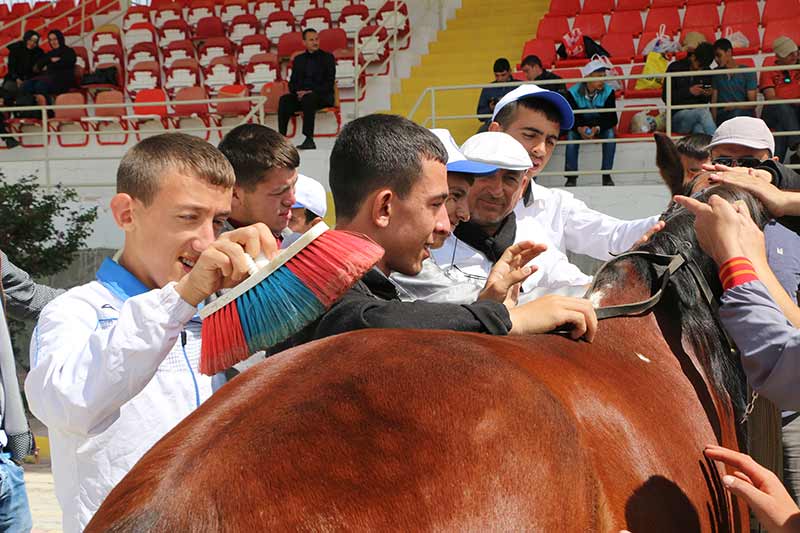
[25,461,61,533]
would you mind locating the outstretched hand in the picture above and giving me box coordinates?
[633,220,666,248]
[705,165,798,218]
[704,445,800,533]
[479,240,546,307]
[509,294,598,342]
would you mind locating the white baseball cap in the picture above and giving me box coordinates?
[580,58,609,78]
[460,131,532,171]
[429,128,498,174]
[490,84,575,130]
[706,116,775,155]
[292,174,327,218]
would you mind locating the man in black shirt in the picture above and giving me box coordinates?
[662,42,716,135]
[277,29,336,150]
[293,114,598,344]
[520,55,566,94]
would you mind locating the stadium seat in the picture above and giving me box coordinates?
[644,7,681,34]
[73,45,91,74]
[50,0,76,19]
[126,60,161,97]
[550,67,581,88]
[188,0,216,28]
[685,0,719,4]
[81,89,128,145]
[91,25,122,52]
[152,2,182,28]
[289,0,318,18]
[164,39,197,67]
[582,0,614,14]
[720,1,760,28]
[338,3,368,38]
[159,19,191,47]
[198,36,235,65]
[326,0,356,15]
[165,57,201,96]
[319,27,347,53]
[7,94,48,147]
[93,43,124,72]
[651,0,684,7]
[238,33,271,64]
[763,20,800,53]
[546,0,580,17]
[204,56,239,94]
[290,83,340,137]
[172,86,212,140]
[47,17,72,35]
[228,14,258,43]
[125,88,169,140]
[333,47,365,97]
[242,52,279,93]
[9,3,31,20]
[264,10,296,41]
[617,105,660,138]
[254,0,283,25]
[636,31,661,60]
[126,42,159,68]
[24,17,46,34]
[616,0,650,10]
[220,0,249,26]
[301,7,332,31]
[536,15,569,43]
[214,83,251,136]
[260,80,288,113]
[762,0,800,25]
[49,92,89,147]
[520,39,556,69]
[608,10,644,36]
[601,33,636,64]
[625,64,663,98]
[65,17,94,37]
[683,4,720,29]
[277,31,304,59]
[123,5,151,31]
[573,13,606,40]
[721,24,760,54]
[357,25,389,74]
[194,16,226,40]
[124,22,158,52]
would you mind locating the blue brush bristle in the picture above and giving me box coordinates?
[236,266,326,353]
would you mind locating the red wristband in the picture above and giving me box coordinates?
[719,257,759,290]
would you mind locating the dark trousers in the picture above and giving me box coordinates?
[278,91,329,139]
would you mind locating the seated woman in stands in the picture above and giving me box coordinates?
[3,30,43,99]
[22,30,76,99]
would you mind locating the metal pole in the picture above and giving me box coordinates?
[42,106,50,186]
[665,73,672,137]
[430,88,436,128]
[353,32,360,118]
[390,1,398,78]
[81,0,86,37]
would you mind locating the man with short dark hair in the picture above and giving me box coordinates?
[292,113,598,343]
[520,55,566,93]
[218,124,300,237]
[476,57,515,130]
[760,36,800,163]
[277,28,336,150]
[663,42,716,135]
[711,38,758,125]
[675,133,712,183]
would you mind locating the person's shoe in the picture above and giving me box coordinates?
[602,174,615,186]
[4,136,19,148]
[297,137,316,150]
[564,176,577,187]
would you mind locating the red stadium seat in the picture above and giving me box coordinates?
[165,57,201,96]
[254,0,283,24]
[215,83,251,136]
[763,20,800,53]
[683,4,720,29]
[126,41,159,68]
[601,33,636,64]
[220,0,249,26]
[172,86,212,140]
[319,27,347,53]
[357,25,389,74]
[608,10,644,37]
[91,25,123,52]
[720,1,760,28]
[242,52,279,92]
[204,56,239,94]
[124,22,158,51]
[651,0,684,7]
[337,3,368,38]
[81,89,128,146]
[721,24,760,54]
[123,5,151,31]
[582,0,614,14]
[616,0,650,10]
[159,18,191,47]
[644,7,681,34]
[277,30,304,59]
[520,39,556,69]
[547,0,580,17]
[625,64,663,98]
[126,60,161,97]
[49,92,89,147]
[228,13,258,43]
[164,38,196,67]
[264,10,296,41]
[550,68,581,88]
[536,15,570,43]
[302,7,332,31]
[573,13,606,40]
[152,2,182,28]
[194,16,226,40]
[125,88,169,140]
[238,33,270,64]
[289,0,319,18]
[198,36,235,65]
[762,0,800,25]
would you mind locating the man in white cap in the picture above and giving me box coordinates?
[286,174,327,242]
[392,130,545,303]
[431,85,660,301]
[760,36,800,162]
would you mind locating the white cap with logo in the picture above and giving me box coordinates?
[460,131,532,171]
[706,116,775,155]
[490,84,575,129]
[292,174,327,218]
[429,128,498,174]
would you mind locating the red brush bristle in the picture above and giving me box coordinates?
[285,230,384,307]
[200,301,249,375]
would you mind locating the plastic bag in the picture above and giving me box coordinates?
[723,27,750,49]
[642,24,680,55]
[562,28,585,58]
[635,51,669,90]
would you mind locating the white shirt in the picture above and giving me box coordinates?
[428,182,660,303]
[25,259,213,533]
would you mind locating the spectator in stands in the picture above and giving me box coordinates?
[277,29,336,151]
[663,42,716,135]
[676,133,712,184]
[218,124,299,238]
[22,30,76,98]
[520,55,565,93]
[3,31,43,98]
[284,174,326,246]
[711,38,758,125]
[760,36,800,163]
[476,58,515,132]
[563,59,618,187]
[681,31,707,54]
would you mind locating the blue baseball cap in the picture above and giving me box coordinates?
[430,128,498,174]
[491,84,575,130]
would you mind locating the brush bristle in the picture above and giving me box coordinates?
[199,229,384,375]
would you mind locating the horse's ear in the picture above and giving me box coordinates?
[654,132,685,197]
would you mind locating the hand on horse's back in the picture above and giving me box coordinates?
[508,294,597,342]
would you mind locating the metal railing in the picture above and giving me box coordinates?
[407,62,800,178]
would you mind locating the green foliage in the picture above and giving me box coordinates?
[0,175,98,277]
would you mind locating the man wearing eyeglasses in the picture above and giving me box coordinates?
[760,36,800,163]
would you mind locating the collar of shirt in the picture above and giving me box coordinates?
[95,257,150,302]
[454,212,517,263]
[362,267,404,301]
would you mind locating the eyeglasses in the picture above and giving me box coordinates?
[711,156,762,168]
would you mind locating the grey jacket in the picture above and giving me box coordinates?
[1,250,64,321]
[720,280,800,410]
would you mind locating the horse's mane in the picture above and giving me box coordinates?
[597,184,769,423]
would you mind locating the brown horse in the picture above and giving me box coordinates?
[85,164,767,532]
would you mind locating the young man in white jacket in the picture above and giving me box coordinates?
[25,133,277,533]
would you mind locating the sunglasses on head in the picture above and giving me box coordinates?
[712,156,762,168]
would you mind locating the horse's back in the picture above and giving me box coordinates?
[87,329,604,532]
